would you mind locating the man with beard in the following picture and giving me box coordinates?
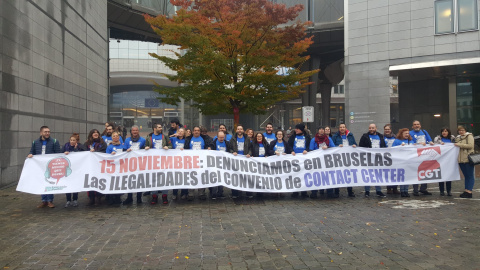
[384,124,400,194]
[331,123,356,198]
[410,120,434,196]
[263,123,276,144]
[102,124,123,146]
[359,123,387,198]
[229,124,253,198]
[184,126,211,200]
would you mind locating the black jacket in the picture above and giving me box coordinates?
[212,138,232,152]
[229,134,252,156]
[287,132,311,153]
[184,135,211,149]
[268,140,293,156]
[359,132,387,148]
[29,137,62,155]
[251,141,270,157]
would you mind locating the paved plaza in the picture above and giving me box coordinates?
[0,181,479,270]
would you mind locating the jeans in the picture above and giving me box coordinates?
[438,181,452,193]
[365,186,381,192]
[151,190,166,195]
[209,186,224,197]
[41,194,54,202]
[459,162,475,191]
[400,185,409,192]
[66,193,78,201]
[412,183,428,192]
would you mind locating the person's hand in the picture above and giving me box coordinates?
[401,142,405,146]
[163,146,169,150]
[233,152,238,156]
[145,146,150,150]
[322,145,327,150]
[246,154,251,158]
[339,144,343,147]
[90,149,95,152]
[180,148,184,151]
[207,147,211,150]
[74,143,78,149]
[276,151,280,156]
[302,150,307,155]
[421,142,426,146]
[27,154,33,158]
[111,152,116,155]
[282,152,286,155]
[64,151,69,155]
[441,142,445,145]
[429,142,434,145]
[454,143,460,147]
[291,152,296,156]
[127,149,132,152]
[352,145,357,148]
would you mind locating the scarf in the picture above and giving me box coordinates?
[315,134,329,147]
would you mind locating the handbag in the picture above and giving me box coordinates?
[468,153,480,165]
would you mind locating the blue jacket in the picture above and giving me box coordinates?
[29,137,61,155]
[309,137,336,150]
[332,131,357,146]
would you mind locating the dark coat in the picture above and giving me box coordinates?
[359,132,387,148]
[332,131,357,146]
[29,137,61,155]
[229,134,253,156]
[212,138,233,152]
[251,141,270,157]
[184,135,211,150]
[268,140,293,156]
[287,132,311,153]
[62,142,87,152]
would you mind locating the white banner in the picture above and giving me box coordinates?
[17,145,461,195]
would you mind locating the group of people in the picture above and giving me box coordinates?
[28,119,475,208]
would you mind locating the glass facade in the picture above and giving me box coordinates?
[435,0,479,34]
[435,0,454,34]
[458,0,479,31]
[457,77,480,134]
[110,40,159,59]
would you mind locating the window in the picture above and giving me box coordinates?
[333,85,344,94]
[435,0,478,34]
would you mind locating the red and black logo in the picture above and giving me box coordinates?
[418,160,441,181]
[417,146,441,158]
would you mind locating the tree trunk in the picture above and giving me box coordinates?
[233,106,240,129]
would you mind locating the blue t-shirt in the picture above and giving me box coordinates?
[341,134,350,146]
[274,141,285,154]
[171,137,185,149]
[392,139,412,147]
[151,134,164,149]
[41,140,47,154]
[123,137,146,151]
[410,130,432,144]
[441,137,453,144]
[258,143,266,157]
[215,140,227,152]
[102,135,124,146]
[106,144,124,154]
[213,134,232,142]
[384,136,396,148]
[236,136,245,155]
[309,137,336,150]
[190,136,205,150]
[293,135,306,153]
[368,134,381,148]
[263,132,276,144]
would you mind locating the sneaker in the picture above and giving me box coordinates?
[72,200,78,207]
[413,192,419,196]
[47,202,55,208]
[211,196,217,200]
[447,192,452,196]
[172,195,177,200]
[348,192,355,198]
[37,202,48,208]
[162,194,168,204]
[123,198,133,205]
[460,192,472,198]
[247,195,254,199]
[376,191,386,198]
[151,194,158,205]
[364,191,370,198]
[64,201,71,208]
[440,192,445,196]
[420,190,432,195]
[231,195,238,199]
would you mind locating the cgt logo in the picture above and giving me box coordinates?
[417,146,441,158]
[418,160,442,180]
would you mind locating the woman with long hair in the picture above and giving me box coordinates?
[245,128,255,142]
[434,127,455,196]
[250,133,270,198]
[269,130,292,156]
[84,129,107,205]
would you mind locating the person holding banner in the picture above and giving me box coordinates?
[251,133,271,198]
[122,126,146,205]
[332,123,356,198]
[63,133,86,207]
[105,131,124,205]
[170,128,188,200]
[359,123,387,198]
[455,126,475,198]
[213,124,233,142]
[210,131,231,199]
[84,129,107,205]
[434,127,455,196]
[185,126,211,200]
[410,120,434,196]
[309,126,335,198]
[288,123,311,198]
[28,126,62,208]
[392,128,413,197]
[145,123,172,205]
[245,128,255,142]
[384,124,400,195]
[230,124,253,199]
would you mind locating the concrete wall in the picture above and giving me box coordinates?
[345,0,480,138]
[0,1,108,187]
